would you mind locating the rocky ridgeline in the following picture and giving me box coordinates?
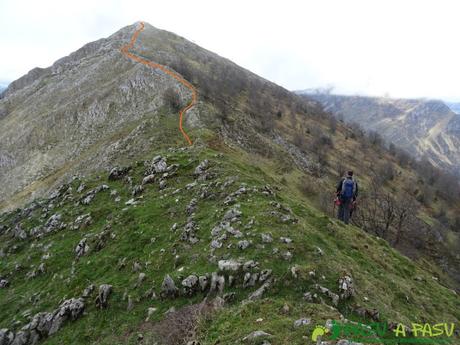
[0,153,379,345]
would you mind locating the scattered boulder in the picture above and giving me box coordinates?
[160,275,179,299]
[77,183,86,193]
[0,279,9,288]
[125,199,138,206]
[246,280,271,301]
[13,224,27,240]
[218,260,242,272]
[243,330,272,342]
[133,261,142,272]
[223,207,242,222]
[82,284,95,299]
[95,284,112,309]
[194,159,209,176]
[43,214,65,234]
[243,272,259,288]
[132,185,144,197]
[72,214,92,230]
[338,274,355,300]
[81,185,109,205]
[315,284,340,306]
[209,272,225,295]
[142,174,156,185]
[281,251,293,261]
[136,273,146,288]
[293,318,311,327]
[75,239,89,259]
[238,240,250,250]
[108,166,131,180]
[243,260,258,271]
[259,269,272,282]
[0,297,85,345]
[181,218,199,244]
[210,240,222,249]
[354,306,380,321]
[279,237,292,244]
[0,329,14,344]
[199,275,209,292]
[261,233,273,243]
[181,275,199,296]
[151,156,168,173]
[186,198,198,216]
[145,307,157,322]
[48,298,85,335]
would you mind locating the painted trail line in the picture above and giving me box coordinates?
[121,21,196,145]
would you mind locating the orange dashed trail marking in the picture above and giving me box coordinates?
[120,21,196,145]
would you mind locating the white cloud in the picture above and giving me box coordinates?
[0,0,459,101]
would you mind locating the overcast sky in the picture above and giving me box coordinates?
[1,0,459,101]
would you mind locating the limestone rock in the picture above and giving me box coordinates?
[142,174,155,185]
[223,207,242,222]
[160,275,179,298]
[151,156,168,173]
[199,275,209,292]
[246,280,271,301]
[95,284,112,309]
[218,260,241,272]
[261,233,273,243]
[238,240,250,250]
[293,318,311,327]
[338,274,355,300]
[0,329,15,345]
[72,213,92,230]
[13,224,27,240]
[194,159,209,176]
[242,330,272,342]
[132,185,144,197]
[108,166,131,180]
[75,238,89,259]
[181,275,199,296]
[209,272,225,295]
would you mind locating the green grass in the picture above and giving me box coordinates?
[0,145,458,345]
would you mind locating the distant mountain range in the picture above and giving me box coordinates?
[298,91,460,173]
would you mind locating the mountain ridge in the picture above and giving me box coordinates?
[0,22,459,344]
[298,91,460,173]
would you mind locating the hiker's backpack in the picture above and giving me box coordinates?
[341,178,355,200]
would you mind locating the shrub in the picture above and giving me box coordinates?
[163,87,182,111]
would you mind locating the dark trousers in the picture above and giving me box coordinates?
[338,198,352,224]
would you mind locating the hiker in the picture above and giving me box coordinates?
[336,170,358,224]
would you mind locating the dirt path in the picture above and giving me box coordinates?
[121,21,196,145]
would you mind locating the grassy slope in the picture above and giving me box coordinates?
[0,134,458,345]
